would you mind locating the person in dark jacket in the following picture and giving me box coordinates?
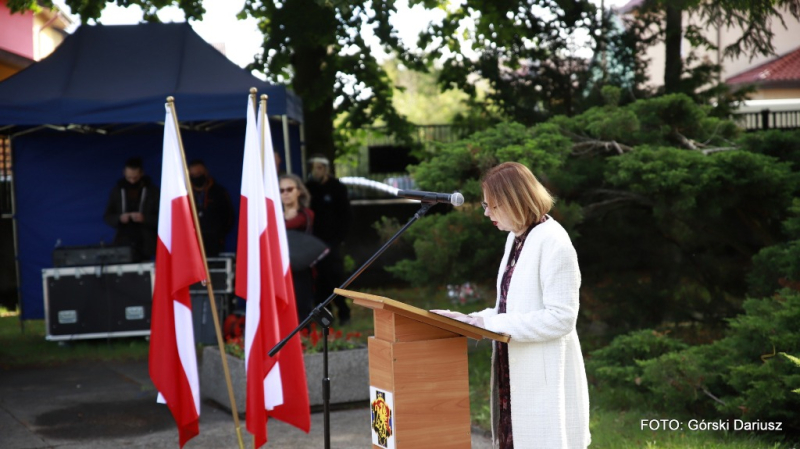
[188,159,234,257]
[305,154,352,325]
[103,157,159,261]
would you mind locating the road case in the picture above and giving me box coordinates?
[42,263,154,341]
[189,255,234,294]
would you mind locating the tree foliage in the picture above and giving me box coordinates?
[240,0,424,164]
[586,141,800,429]
[588,291,800,429]
[748,198,800,297]
[415,0,606,125]
[383,60,471,126]
[623,0,800,95]
[7,0,205,22]
[390,89,800,335]
[385,121,574,286]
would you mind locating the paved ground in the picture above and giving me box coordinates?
[0,360,493,448]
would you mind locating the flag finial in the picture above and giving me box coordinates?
[166,96,174,103]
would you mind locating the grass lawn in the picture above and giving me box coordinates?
[588,405,792,448]
[0,311,150,369]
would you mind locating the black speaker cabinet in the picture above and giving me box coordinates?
[189,255,234,294]
[42,263,154,341]
[190,293,231,345]
[52,244,134,267]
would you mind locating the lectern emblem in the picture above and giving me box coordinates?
[370,387,394,448]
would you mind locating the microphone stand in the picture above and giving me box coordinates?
[269,201,435,449]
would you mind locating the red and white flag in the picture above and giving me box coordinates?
[258,102,311,432]
[236,96,283,447]
[149,103,207,448]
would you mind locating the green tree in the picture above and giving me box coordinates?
[416,0,603,125]
[383,60,471,126]
[7,0,204,22]
[587,291,800,426]
[386,121,574,286]
[587,181,800,428]
[241,0,427,164]
[623,0,800,95]
[392,90,800,333]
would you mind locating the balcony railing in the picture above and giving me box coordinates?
[733,109,800,131]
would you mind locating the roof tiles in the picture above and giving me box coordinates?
[726,45,800,86]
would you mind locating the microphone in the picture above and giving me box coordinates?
[397,189,464,206]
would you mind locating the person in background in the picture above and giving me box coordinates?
[281,173,315,234]
[305,153,352,325]
[104,157,159,261]
[433,162,591,449]
[280,173,317,321]
[187,159,234,257]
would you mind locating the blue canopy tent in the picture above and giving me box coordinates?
[0,22,305,320]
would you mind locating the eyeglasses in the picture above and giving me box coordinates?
[280,186,296,194]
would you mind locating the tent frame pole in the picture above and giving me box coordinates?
[299,122,307,179]
[281,115,292,175]
[6,137,24,333]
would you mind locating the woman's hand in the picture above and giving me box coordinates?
[430,310,484,328]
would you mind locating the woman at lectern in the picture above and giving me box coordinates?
[433,162,590,449]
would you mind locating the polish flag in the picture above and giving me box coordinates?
[149,103,207,448]
[236,95,282,447]
[258,102,310,432]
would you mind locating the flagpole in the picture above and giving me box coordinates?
[166,97,246,449]
[256,91,271,449]
[249,88,264,176]
[260,93,268,175]
[248,87,261,449]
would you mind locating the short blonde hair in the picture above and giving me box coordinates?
[279,173,311,209]
[481,162,554,230]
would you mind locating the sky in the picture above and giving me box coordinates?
[56,0,632,71]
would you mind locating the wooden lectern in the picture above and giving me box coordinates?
[335,288,510,449]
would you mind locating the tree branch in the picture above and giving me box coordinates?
[701,386,727,407]
[672,131,698,150]
[571,140,634,156]
[582,189,654,217]
[701,147,738,155]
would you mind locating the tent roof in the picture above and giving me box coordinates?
[0,22,302,128]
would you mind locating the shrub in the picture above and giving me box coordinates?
[749,198,800,297]
[739,129,800,169]
[585,329,688,409]
[591,291,800,432]
[386,207,506,286]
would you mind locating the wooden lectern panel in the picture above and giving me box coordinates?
[369,337,394,391]
[393,337,471,448]
[375,309,459,342]
[368,336,471,448]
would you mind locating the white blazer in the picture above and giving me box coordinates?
[473,216,591,449]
